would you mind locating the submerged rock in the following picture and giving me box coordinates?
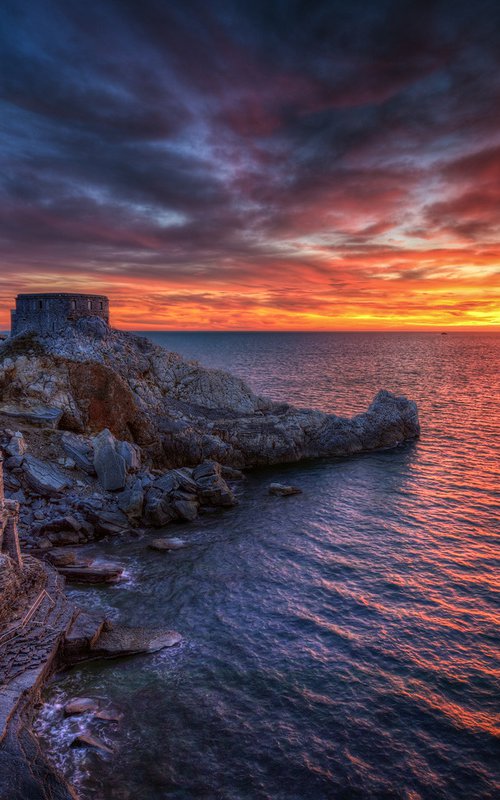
[90,625,183,657]
[64,698,99,716]
[70,733,113,754]
[269,483,303,496]
[149,537,188,551]
[95,708,123,723]
[58,562,124,584]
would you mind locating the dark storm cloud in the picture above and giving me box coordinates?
[0,0,499,327]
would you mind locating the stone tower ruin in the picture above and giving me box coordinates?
[10,293,110,337]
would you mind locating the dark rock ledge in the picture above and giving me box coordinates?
[0,547,181,799]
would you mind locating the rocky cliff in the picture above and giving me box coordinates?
[0,318,420,470]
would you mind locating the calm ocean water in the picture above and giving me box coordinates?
[36,332,500,799]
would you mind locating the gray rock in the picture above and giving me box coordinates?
[269,483,303,496]
[172,498,199,521]
[22,454,73,496]
[57,456,76,469]
[59,562,124,583]
[93,510,129,537]
[5,431,27,457]
[143,491,176,527]
[46,549,78,567]
[95,708,123,722]
[64,697,99,716]
[153,471,178,494]
[116,440,141,471]
[117,478,144,523]
[149,537,188,550]
[192,460,221,481]
[61,432,95,474]
[71,733,113,753]
[92,428,127,491]
[0,403,63,428]
[0,317,420,472]
[195,472,237,507]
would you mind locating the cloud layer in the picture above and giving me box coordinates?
[1,0,499,329]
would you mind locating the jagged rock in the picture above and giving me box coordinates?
[117,440,141,471]
[0,403,63,428]
[172,498,199,521]
[63,610,106,661]
[93,510,129,537]
[192,460,222,481]
[5,432,27,457]
[92,428,127,491]
[117,478,144,523]
[269,483,303,496]
[71,733,113,754]
[143,489,176,527]
[153,471,178,493]
[61,432,95,474]
[195,472,237,507]
[22,454,73,496]
[149,537,188,551]
[64,698,99,716]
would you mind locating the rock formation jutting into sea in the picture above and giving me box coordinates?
[0,292,420,798]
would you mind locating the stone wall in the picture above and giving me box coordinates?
[11,293,109,337]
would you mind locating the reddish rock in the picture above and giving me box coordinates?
[67,360,153,444]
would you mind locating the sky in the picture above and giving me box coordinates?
[0,0,499,330]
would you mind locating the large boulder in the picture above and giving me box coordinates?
[193,461,237,507]
[22,455,73,496]
[117,478,144,523]
[92,429,127,491]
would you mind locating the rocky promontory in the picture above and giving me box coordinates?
[0,318,419,467]
[0,318,419,549]
[0,317,419,547]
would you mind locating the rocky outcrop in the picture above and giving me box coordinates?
[0,551,182,799]
[0,319,419,473]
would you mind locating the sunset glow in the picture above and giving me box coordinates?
[1,1,499,330]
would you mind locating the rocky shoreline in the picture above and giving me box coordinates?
[0,317,420,799]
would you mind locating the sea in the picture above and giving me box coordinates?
[34,332,500,800]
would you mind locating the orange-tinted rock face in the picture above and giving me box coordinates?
[67,362,153,444]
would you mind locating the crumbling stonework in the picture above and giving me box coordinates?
[10,293,109,337]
